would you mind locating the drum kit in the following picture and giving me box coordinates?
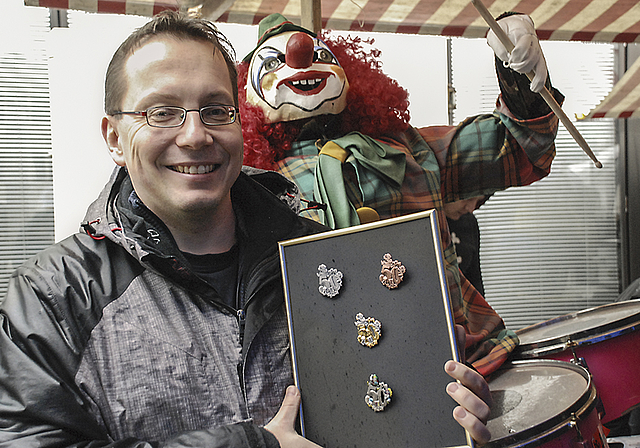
[484,298,640,448]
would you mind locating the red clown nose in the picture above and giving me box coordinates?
[285,32,314,69]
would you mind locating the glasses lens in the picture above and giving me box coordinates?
[201,106,235,125]
[146,107,185,127]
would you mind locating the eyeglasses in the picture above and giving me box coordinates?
[112,105,238,128]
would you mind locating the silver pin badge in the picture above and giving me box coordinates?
[365,374,393,412]
[317,264,343,298]
[354,313,382,348]
[379,253,406,289]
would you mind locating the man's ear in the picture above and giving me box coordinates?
[102,116,126,166]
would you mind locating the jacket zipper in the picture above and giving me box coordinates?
[235,251,279,345]
[235,251,279,413]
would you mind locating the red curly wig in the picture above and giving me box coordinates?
[238,31,412,170]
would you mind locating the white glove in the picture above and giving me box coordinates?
[486,14,548,93]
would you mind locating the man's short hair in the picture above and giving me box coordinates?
[104,10,238,115]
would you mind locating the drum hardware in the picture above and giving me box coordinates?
[569,413,587,448]
[562,337,608,422]
[566,339,589,370]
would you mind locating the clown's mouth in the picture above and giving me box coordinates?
[280,72,331,96]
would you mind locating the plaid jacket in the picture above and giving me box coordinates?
[276,94,559,376]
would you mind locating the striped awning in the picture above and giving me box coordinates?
[583,55,640,119]
[24,0,179,17]
[23,0,640,43]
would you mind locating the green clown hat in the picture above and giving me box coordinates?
[242,13,316,63]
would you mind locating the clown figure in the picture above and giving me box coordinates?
[239,13,564,376]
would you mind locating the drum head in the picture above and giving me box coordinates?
[486,360,595,448]
[516,299,640,348]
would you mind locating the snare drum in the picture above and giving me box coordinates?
[486,360,607,448]
[514,299,640,424]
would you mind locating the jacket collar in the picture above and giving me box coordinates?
[83,166,302,268]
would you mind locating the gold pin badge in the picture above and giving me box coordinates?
[354,312,382,348]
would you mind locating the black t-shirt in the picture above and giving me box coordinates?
[182,245,239,309]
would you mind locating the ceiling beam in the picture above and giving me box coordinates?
[300,0,322,33]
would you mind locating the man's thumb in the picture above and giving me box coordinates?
[272,386,302,427]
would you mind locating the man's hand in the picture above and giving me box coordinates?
[445,360,492,444]
[264,386,322,448]
[486,14,548,93]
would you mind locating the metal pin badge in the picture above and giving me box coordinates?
[364,374,393,411]
[317,264,343,298]
[354,313,382,348]
[379,253,406,289]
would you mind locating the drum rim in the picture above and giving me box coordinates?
[484,359,597,448]
[515,299,640,355]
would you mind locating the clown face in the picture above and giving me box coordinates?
[246,31,349,123]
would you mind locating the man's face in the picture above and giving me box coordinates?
[102,37,243,224]
[246,31,349,123]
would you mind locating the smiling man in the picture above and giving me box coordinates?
[0,11,492,448]
[103,37,244,254]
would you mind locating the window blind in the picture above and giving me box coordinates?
[0,7,55,301]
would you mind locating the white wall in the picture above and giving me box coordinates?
[47,13,149,241]
[46,10,448,241]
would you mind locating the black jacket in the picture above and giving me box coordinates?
[0,166,326,447]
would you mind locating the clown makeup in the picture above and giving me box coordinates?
[246,31,349,123]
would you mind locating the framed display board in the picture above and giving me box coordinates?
[278,209,472,448]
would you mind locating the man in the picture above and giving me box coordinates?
[237,13,564,376]
[0,11,491,447]
[445,196,488,295]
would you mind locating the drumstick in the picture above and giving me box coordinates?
[471,0,603,169]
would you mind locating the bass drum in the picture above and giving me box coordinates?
[513,299,640,424]
[485,359,608,448]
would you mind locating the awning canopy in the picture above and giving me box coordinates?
[25,0,640,119]
[583,55,640,119]
[23,0,640,43]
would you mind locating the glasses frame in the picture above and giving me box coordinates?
[111,105,239,128]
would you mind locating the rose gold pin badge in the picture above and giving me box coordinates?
[379,253,405,289]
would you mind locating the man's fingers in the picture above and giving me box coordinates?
[446,381,491,423]
[445,361,492,407]
[444,360,493,444]
[452,406,492,444]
